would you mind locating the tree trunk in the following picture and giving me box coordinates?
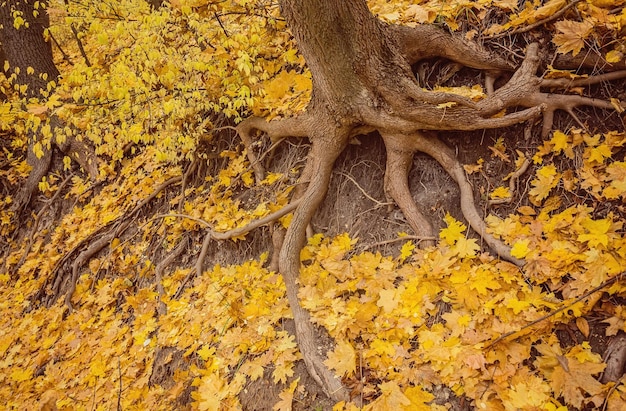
[1,1,97,214]
[279,0,419,125]
[0,0,59,99]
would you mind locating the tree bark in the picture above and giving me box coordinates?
[1,1,98,214]
[0,0,59,99]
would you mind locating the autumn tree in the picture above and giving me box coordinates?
[236,0,626,400]
[2,0,626,409]
[0,0,96,214]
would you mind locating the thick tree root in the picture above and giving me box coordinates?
[382,136,435,246]
[277,130,352,402]
[381,132,523,265]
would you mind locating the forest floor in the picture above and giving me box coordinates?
[2,17,626,411]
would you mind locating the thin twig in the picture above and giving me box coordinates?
[485,273,624,349]
[362,235,436,251]
[486,0,582,40]
[336,171,389,207]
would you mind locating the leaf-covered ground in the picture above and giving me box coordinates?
[1,0,626,410]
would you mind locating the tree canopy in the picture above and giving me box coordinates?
[1,0,626,410]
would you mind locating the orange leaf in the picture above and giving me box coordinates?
[553,20,595,56]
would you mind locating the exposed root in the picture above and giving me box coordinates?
[155,236,189,315]
[237,115,313,182]
[278,128,352,402]
[385,131,523,265]
[232,27,626,404]
[269,226,286,273]
[64,219,131,310]
[381,134,435,246]
[391,24,514,71]
[35,175,183,308]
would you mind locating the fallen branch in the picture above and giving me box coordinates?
[485,273,624,349]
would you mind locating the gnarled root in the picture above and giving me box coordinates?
[237,114,313,183]
[239,113,352,401]
[278,127,351,402]
[382,131,523,266]
[382,134,435,247]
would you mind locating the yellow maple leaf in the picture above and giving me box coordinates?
[535,342,606,408]
[452,236,480,258]
[503,376,552,410]
[529,164,561,205]
[324,340,356,377]
[365,381,411,410]
[197,344,215,362]
[511,238,531,259]
[399,241,415,262]
[402,385,435,410]
[550,130,570,153]
[10,367,33,382]
[194,372,227,411]
[440,214,467,245]
[606,50,624,64]
[490,186,511,200]
[273,379,299,411]
[586,143,612,164]
[89,356,107,379]
[577,218,612,247]
[553,20,595,56]
[377,288,400,313]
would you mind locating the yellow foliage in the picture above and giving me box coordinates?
[1,1,625,410]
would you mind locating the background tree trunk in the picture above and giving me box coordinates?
[1,1,97,215]
[0,0,59,99]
